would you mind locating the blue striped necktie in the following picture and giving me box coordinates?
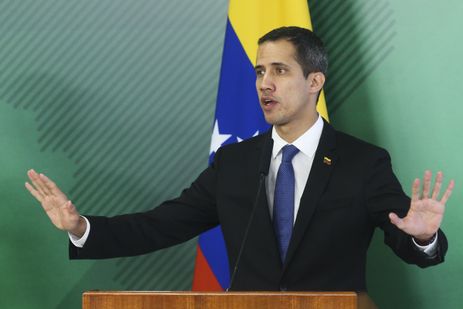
[273,144,299,262]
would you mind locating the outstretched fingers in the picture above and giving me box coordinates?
[411,178,420,203]
[422,170,432,198]
[39,173,62,196]
[431,171,443,200]
[25,181,44,203]
[27,169,51,196]
[440,179,455,205]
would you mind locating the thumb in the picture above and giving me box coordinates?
[62,201,79,218]
[389,212,404,229]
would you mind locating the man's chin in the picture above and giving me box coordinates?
[263,117,284,127]
[262,112,276,124]
[263,116,276,126]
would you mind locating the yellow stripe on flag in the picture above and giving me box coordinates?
[228,0,329,121]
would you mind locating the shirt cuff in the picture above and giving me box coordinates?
[412,233,438,256]
[68,216,90,248]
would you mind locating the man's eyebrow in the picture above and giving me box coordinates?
[254,62,289,70]
[270,62,289,67]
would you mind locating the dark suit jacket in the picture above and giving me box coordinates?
[70,121,447,291]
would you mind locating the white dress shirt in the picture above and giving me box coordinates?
[266,115,323,222]
[69,216,90,247]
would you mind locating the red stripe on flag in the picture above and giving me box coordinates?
[192,246,224,291]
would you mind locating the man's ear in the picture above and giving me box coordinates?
[308,72,326,94]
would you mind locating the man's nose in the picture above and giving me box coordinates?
[259,73,275,92]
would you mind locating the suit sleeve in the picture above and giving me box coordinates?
[69,150,223,259]
[365,148,447,267]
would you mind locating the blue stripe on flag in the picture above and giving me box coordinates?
[198,226,230,289]
[198,18,270,290]
[214,19,269,142]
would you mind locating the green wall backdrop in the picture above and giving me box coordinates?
[0,1,461,308]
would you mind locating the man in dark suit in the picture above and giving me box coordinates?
[26,27,454,291]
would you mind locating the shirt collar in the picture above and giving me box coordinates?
[271,115,324,159]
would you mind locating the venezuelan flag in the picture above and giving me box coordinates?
[192,0,328,291]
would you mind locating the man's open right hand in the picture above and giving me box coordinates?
[25,169,86,237]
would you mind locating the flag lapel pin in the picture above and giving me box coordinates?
[323,156,332,165]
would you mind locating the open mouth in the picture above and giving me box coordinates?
[263,99,275,105]
[260,96,278,112]
[261,96,278,107]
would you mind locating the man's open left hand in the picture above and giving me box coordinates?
[389,170,455,242]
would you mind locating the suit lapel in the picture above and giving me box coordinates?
[283,120,337,269]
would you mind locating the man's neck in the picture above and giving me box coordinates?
[275,114,319,143]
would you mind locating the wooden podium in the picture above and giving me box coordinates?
[82,291,377,309]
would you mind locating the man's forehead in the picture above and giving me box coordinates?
[256,40,297,65]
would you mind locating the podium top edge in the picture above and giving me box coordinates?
[83,291,359,296]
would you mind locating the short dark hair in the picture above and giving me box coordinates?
[258,26,328,78]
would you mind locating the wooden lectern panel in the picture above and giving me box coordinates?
[83,291,377,309]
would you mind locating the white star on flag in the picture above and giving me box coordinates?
[236,130,260,143]
[210,119,232,155]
